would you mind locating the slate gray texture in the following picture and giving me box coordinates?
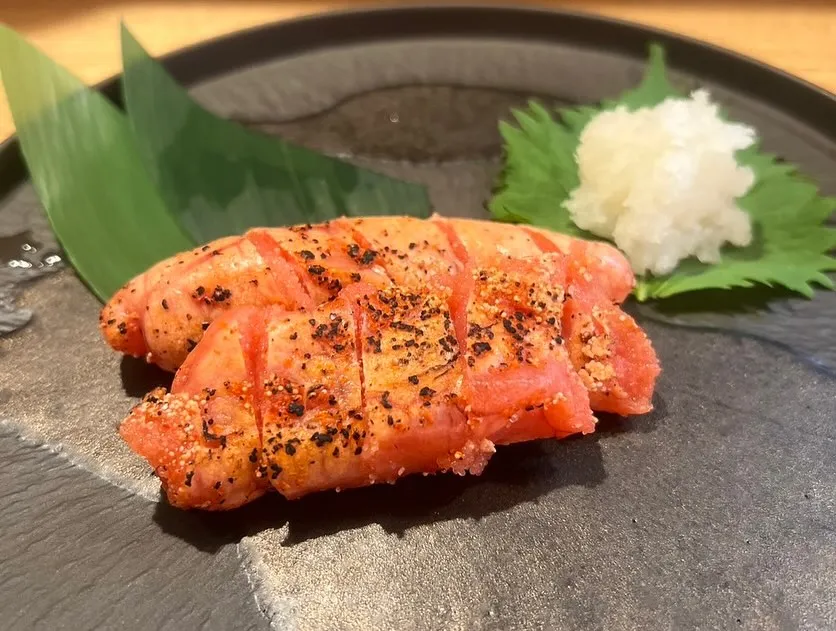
[1,6,834,630]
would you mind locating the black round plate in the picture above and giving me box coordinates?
[1,6,834,631]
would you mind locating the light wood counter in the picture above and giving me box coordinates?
[2,1,835,140]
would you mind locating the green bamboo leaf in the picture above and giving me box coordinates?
[0,26,192,301]
[120,25,431,243]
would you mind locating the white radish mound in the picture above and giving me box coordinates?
[567,89,757,276]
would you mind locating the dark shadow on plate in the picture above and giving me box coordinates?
[152,434,613,552]
[594,392,666,436]
[633,285,800,318]
[631,288,836,378]
[120,355,173,398]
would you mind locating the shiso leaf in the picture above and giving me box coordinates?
[490,43,836,301]
[0,26,192,301]
[491,108,586,235]
[120,25,431,244]
[490,45,677,235]
[635,158,836,300]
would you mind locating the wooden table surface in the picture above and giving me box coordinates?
[2,1,835,141]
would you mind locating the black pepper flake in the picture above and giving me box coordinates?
[408,375,419,385]
[347,243,360,258]
[381,391,393,409]
[311,431,333,447]
[184,472,194,487]
[285,443,297,456]
[117,322,128,335]
[300,250,315,260]
[290,332,298,340]
[212,286,232,302]
[270,464,283,479]
[503,318,524,341]
[419,386,436,398]
[408,242,417,250]
[287,401,305,417]
[328,395,338,406]
[308,265,326,276]
[359,250,378,265]
[354,446,363,455]
[214,481,222,490]
[248,448,258,463]
[332,447,340,457]
[367,335,382,354]
[333,343,345,352]
[328,279,343,293]
[350,273,362,282]
[472,341,492,356]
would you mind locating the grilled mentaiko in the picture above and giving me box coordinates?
[101,216,653,414]
[119,238,660,510]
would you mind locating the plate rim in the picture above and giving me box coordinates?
[2,2,835,203]
[2,6,836,626]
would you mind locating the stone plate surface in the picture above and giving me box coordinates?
[0,6,834,630]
